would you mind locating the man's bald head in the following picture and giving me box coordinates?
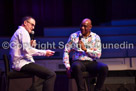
[80,18,92,37]
[82,18,92,25]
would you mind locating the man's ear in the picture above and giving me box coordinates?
[24,21,27,26]
[89,25,92,29]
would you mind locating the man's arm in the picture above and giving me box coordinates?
[20,30,54,57]
[79,35,101,59]
[86,35,101,59]
[63,35,73,78]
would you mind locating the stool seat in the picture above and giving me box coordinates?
[3,54,35,91]
[7,70,34,79]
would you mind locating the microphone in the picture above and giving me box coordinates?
[31,31,35,40]
[79,33,82,41]
[78,33,82,49]
[31,31,36,48]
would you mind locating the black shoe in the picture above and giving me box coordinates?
[94,88,102,91]
[26,89,31,91]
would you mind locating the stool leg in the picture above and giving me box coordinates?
[5,78,9,91]
[85,78,91,91]
[7,79,9,91]
[26,76,35,91]
[31,76,35,88]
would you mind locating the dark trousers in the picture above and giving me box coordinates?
[20,63,56,91]
[71,60,108,91]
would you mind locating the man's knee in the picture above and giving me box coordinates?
[50,71,56,78]
[100,64,108,74]
[72,63,83,71]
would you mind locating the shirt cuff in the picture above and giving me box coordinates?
[86,49,93,53]
[65,64,70,69]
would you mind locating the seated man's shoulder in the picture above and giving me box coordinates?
[91,32,100,38]
[70,31,80,37]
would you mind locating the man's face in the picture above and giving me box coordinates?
[24,18,36,33]
[80,21,92,36]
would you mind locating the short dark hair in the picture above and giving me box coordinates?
[21,16,34,24]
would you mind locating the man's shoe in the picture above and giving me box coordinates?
[94,88,102,91]
[26,89,31,91]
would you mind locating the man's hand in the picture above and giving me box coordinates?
[31,40,37,48]
[66,67,72,78]
[78,40,87,52]
[45,50,55,57]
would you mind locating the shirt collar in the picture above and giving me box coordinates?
[79,31,92,38]
[18,26,29,33]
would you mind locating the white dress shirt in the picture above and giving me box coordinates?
[10,26,46,71]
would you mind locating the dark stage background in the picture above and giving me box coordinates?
[0,0,136,37]
[0,0,136,91]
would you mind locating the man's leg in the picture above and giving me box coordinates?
[71,61,86,91]
[20,63,56,91]
[84,61,108,91]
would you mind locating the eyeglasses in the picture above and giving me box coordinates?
[27,21,35,27]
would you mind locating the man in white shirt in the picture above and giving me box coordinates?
[10,16,56,91]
